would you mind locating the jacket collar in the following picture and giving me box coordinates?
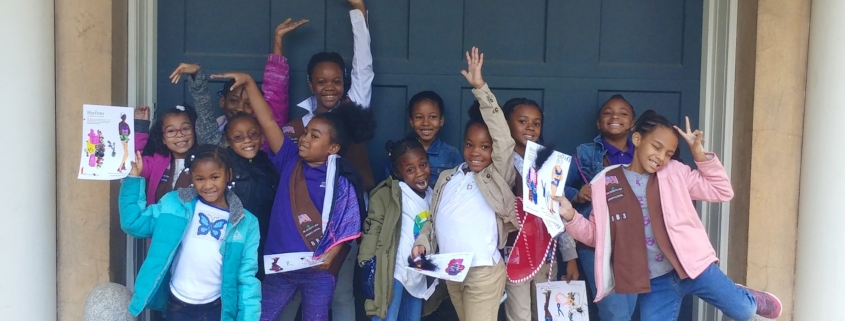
[426,137,444,156]
[177,188,246,225]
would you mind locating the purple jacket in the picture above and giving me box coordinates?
[133,130,172,206]
[262,54,290,128]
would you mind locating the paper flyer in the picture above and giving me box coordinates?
[78,105,135,180]
[263,252,325,275]
[405,253,474,282]
[522,141,572,235]
[535,280,590,321]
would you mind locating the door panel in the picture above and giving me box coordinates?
[159,0,702,180]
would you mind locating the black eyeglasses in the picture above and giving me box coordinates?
[164,124,194,138]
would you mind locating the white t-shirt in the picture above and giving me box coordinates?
[170,199,230,304]
[394,182,431,298]
[435,164,501,267]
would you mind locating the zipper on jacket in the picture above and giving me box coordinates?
[140,214,190,308]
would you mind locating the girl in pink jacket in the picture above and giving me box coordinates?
[556,110,782,320]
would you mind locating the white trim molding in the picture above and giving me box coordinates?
[696,0,738,320]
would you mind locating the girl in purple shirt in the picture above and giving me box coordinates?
[211,71,374,321]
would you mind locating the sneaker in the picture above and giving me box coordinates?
[742,285,782,319]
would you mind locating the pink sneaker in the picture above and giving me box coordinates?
[742,286,782,319]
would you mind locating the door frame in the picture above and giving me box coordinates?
[125,1,740,320]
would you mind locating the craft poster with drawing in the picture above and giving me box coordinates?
[522,141,572,236]
[405,253,474,282]
[78,104,135,180]
[263,252,325,275]
[535,280,590,321]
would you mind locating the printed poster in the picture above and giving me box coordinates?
[263,252,325,275]
[535,280,590,321]
[78,105,135,180]
[522,141,572,236]
[405,252,474,282]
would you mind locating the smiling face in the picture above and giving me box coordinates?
[463,123,493,172]
[409,100,445,146]
[190,159,232,209]
[298,118,340,165]
[394,148,431,196]
[507,104,543,149]
[219,87,254,119]
[631,126,678,174]
[162,113,195,159]
[308,62,344,113]
[226,117,264,159]
[597,98,634,138]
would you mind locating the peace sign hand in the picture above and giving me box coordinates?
[673,116,707,161]
[129,151,143,177]
[460,46,485,89]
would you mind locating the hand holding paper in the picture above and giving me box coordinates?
[129,151,143,177]
[554,196,576,222]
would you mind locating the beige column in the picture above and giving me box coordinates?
[56,0,126,319]
[0,1,56,320]
[793,0,845,319]
[739,0,810,319]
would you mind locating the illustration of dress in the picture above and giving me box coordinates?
[117,114,131,172]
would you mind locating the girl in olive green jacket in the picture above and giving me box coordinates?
[359,138,433,321]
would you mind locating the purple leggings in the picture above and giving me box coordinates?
[260,268,336,321]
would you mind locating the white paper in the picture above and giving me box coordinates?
[535,280,590,321]
[405,253,474,282]
[422,279,439,300]
[78,105,136,180]
[522,141,572,236]
[263,252,324,274]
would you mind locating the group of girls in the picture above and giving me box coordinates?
[116,1,782,320]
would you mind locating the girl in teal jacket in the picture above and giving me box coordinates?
[119,145,261,321]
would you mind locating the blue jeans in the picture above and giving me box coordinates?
[166,293,221,321]
[577,246,638,321]
[639,263,756,321]
[372,279,422,321]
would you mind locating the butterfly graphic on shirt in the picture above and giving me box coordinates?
[197,212,228,240]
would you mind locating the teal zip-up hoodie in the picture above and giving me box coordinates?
[119,176,261,321]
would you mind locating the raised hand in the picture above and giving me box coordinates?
[134,106,150,121]
[673,116,707,161]
[210,72,254,92]
[169,63,200,84]
[129,151,143,177]
[460,46,485,89]
[553,195,576,222]
[348,0,366,12]
[273,18,309,55]
[275,18,308,39]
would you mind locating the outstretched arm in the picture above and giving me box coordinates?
[264,19,308,127]
[345,0,373,108]
[463,47,517,185]
[211,72,284,154]
[170,63,222,146]
[674,116,734,201]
